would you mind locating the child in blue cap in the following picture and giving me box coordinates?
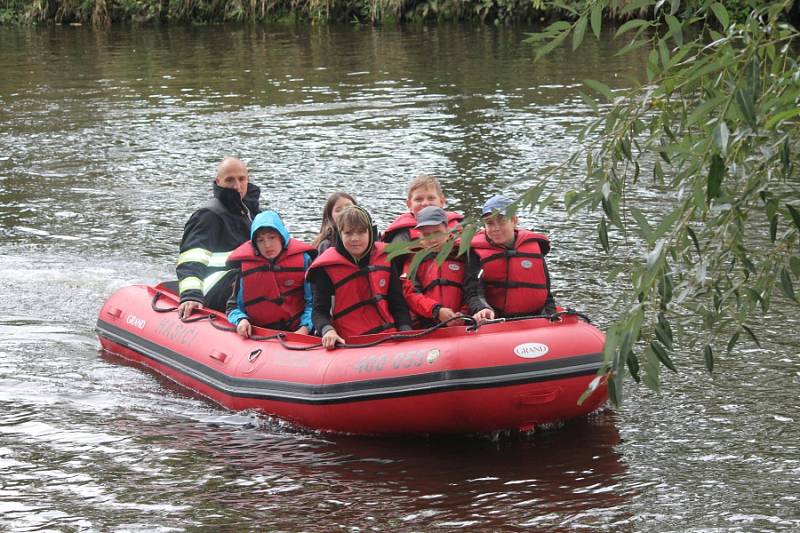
[464,195,556,320]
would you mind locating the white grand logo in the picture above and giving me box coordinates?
[126,314,146,330]
[513,342,549,358]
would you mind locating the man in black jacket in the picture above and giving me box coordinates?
[176,157,261,318]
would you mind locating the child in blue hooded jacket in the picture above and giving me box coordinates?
[226,210,316,338]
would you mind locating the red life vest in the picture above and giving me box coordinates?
[405,251,466,321]
[307,242,397,338]
[471,229,550,316]
[383,211,464,242]
[227,239,314,330]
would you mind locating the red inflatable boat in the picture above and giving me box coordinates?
[96,283,609,435]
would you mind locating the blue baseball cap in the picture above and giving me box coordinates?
[481,195,514,217]
[415,206,448,228]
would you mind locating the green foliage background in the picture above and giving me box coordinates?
[522,0,799,405]
[0,0,542,25]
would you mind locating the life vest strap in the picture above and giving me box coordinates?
[241,264,305,277]
[479,250,543,265]
[244,286,304,308]
[332,265,392,289]
[420,278,463,293]
[362,322,396,335]
[262,310,303,331]
[332,294,387,320]
[485,280,548,289]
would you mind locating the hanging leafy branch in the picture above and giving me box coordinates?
[524,0,800,405]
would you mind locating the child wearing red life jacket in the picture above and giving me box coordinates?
[308,205,412,350]
[400,206,469,328]
[464,195,557,321]
[226,210,315,338]
[382,174,464,244]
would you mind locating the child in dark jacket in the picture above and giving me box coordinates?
[308,205,412,349]
[226,210,315,338]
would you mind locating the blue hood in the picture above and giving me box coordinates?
[250,210,291,251]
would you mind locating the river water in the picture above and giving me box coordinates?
[1,24,798,531]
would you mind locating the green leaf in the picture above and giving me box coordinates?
[651,340,677,372]
[741,324,761,348]
[658,272,673,304]
[543,20,571,33]
[621,0,655,16]
[591,3,602,38]
[658,38,670,69]
[642,344,662,392]
[607,376,622,406]
[687,226,701,254]
[713,120,729,155]
[614,18,650,38]
[521,182,546,209]
[405,247,431,282]
[745,287,766,312]
[652,206,682,241]
[384,240,413,262]
[707,154,725,204]
[726,332,739,354]
[765,108,800,129]
[615,39,648,57]
[537,193,558,211]
[655,321,673,350]
[599,217,610,253]
[434,236,456,266]
[629,206,654,242]
[791,256,800,278]
[665,14,683,46]
[770,215,778,243]
[457,224,479,257]
[782,139,792,177]
[710,2,730,29]
[735,87,758,130]
[626,350,641,382]
[573,16,587,50]
[704,345,714,374]
[584,78,614,101]
[748,55,761,101]
[780,266,796,302]
[605,264,626,282]
[534,31,568,61]
[786,204,800,231]
[687,95,726,126]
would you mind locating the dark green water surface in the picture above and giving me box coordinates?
[1,24,798,531]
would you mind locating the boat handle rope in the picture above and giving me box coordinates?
[464,308,592,331]
[207,315,284,341]
[277,314,479,351]
[151,291,214,323]
[149,291,591,348]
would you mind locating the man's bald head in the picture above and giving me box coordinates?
[215,157,249,199]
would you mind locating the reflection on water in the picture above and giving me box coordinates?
[1,23,799,531]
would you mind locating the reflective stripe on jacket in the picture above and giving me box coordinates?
[176,183,260,308]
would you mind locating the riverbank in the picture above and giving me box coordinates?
[2,0,547,26]
[0,0,780,26]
